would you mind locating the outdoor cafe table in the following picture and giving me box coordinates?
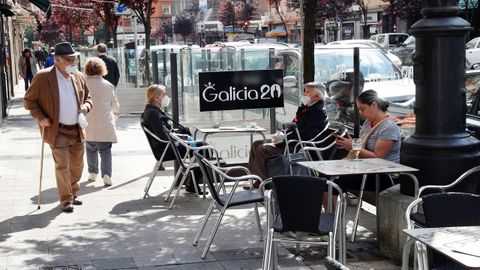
[404,226,480,269]
[298,158,419,240]
[193,126,267,142]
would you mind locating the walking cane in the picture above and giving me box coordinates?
[37,126,45,210]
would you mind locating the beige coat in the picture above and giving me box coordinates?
[18,56,38,78]
[85,76,119,143]
[23,67,93,146]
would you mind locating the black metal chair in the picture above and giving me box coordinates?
[162,126,220,209]
[141,123,172,198]
[192,152,264,259]
[404,192,480,270]
[299,128,347,162]
[402,165,480,270]
[412,164,480,227]
[285,122,332,153]
[261,175,347,269]
[324,255,350,270]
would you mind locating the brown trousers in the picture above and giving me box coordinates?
[248,139,284,179]
[49,127,84,206]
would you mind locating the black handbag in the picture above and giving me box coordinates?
[265,122,309,178]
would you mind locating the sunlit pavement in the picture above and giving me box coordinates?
[0,84,400,269]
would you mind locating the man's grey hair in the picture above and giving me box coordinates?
[304,81,326,99]
[96,43,107,53]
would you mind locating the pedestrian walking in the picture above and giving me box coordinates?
[44,48,55,68]
[24,42,93,213]
[83,57,119,186]
[18,48,38,91]
[96,43,120,87]
[34,47,46,68]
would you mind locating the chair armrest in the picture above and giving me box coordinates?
[219,165,251,175]
[143,126,169,144]
[418,164,480,197]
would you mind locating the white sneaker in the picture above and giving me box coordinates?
[103,175,112,186]
[88,173,97,182]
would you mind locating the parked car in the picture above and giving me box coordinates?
[392,36,415,66]
[138,44,200,74]
[369,33,409,50]
[466,37,480,67]
[326,39,402,67]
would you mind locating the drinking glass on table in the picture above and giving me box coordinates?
[352,138,362,160]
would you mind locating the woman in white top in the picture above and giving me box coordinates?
[83,58,120,186]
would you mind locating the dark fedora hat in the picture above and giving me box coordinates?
[53,42,80,57]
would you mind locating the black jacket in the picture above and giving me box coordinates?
[287,100,328,142]
[99,54,120,87]
[141,104,176,161]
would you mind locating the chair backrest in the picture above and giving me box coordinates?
[270,175,329,233]
[193,152,225,204]
[162,125,187,169]
[324,256,350,270]
[422,192,480,228]
[140,122,169,161]
[421,192,480,267]
[418,164,480,197]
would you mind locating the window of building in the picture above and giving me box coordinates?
[162,5,171,15]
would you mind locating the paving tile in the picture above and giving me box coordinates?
[6,253,51,269]
[210,247,264,261]
[133,253,176,267]
[138,261,225,270]
[0,257,6,270]
[92,257,137,270]
[171,248,216,264]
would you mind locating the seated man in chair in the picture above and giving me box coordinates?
[141,84,204,194]
[246,82,329,188]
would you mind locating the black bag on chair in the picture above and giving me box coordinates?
[265,153,309,178]
[265,122,310,178]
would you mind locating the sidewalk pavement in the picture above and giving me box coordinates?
[0,86,401,270]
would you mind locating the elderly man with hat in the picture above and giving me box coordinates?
[24,42,93,213]
[245,82,329,188]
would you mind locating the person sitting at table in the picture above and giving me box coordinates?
[141,84,204,194]
[333,89,401,199]
[246,82,329,189]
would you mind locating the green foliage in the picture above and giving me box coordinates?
[24,26,35,48]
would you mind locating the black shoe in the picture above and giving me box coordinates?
[158,164,165,171]
[73,196,83,206]
[62,203,74,213]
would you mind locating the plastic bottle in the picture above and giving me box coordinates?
[187,136,197,148]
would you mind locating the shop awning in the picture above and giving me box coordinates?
[28,0,51,12]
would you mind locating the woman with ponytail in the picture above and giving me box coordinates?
[333,89,401,194]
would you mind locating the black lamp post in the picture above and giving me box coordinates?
[401,0,480,195]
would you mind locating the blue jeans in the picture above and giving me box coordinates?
[86,141,112,177]
[24,75,33,91]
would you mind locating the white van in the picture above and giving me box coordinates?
[369,33,409,49]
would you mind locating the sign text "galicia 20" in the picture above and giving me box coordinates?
[198,70,284,112]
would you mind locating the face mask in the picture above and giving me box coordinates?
[301,95,311,106]
[161,95,171,108]
[65,65,78,74]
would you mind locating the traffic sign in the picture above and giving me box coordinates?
[114,3,131,15]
